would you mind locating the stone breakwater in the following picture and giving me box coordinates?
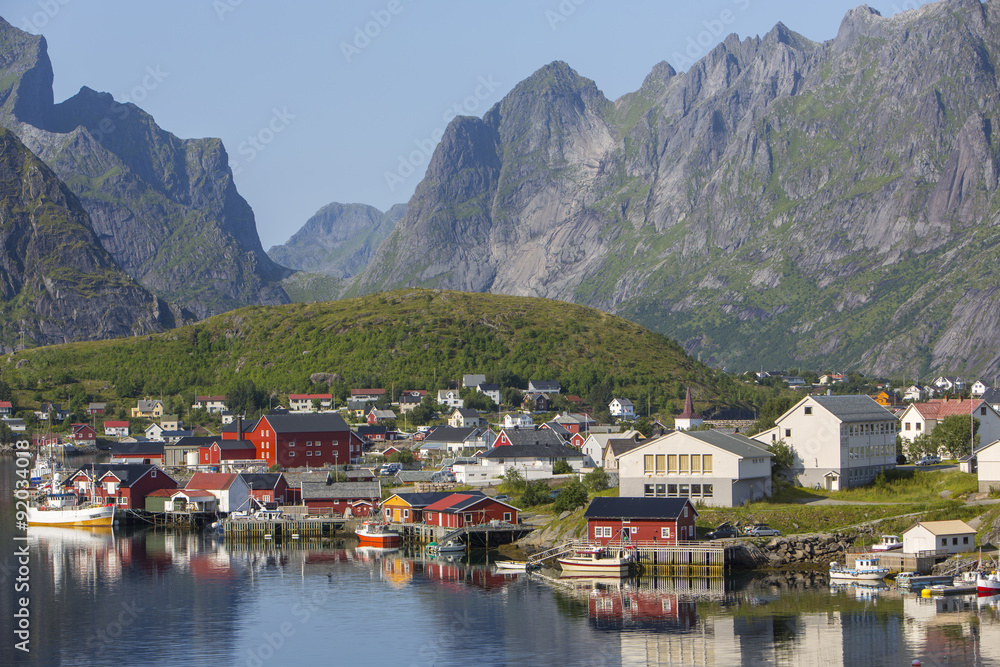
[731,533,858,569]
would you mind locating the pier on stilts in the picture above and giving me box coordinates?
[529,540,734,577]
[222,517,346,543]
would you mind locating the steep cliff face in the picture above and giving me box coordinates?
[0,128,186,347]
[0,18,290,318]
[267,202,404,279]
[356,0,1000,378]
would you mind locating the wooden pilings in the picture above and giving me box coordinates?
[630,542,730,577]
[223,518,345,542]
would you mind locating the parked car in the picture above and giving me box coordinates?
[705,522,739,540]
[747,524,781,537]
[896,454,907,465]
[494,494,510,502]
[916,455,940,466]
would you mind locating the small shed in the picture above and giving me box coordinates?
[583,497,699,545]
[902,520,976,555]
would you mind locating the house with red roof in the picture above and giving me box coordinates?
[422,494,519,528]
[0,400,12,416]
[70,423,97,447]
[898,397,1000,447]
[104,421,129,437]
[145,488,218,513]
[351,388,386,402]
[186,473,251,513]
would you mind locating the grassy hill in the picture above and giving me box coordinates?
[1,289,761,418]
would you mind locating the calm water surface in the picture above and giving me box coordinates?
[2,457,999,666]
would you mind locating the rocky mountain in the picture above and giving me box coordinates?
[353,0,1000,379]
[0,18,290,318]
[0,127,187,347]
[268,202,404,278]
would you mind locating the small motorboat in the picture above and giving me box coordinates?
[356,521,401,547]
[495,560,536,571]
[979,570,1000,595]
[829,554,890,581]
[871,535,903,551]
[427,539,465,554]
[558,544,633,576]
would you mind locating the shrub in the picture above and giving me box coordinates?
[552,460,573,475]
[520,481,550,507]
[583,467,609,492]
[552,479,588,512]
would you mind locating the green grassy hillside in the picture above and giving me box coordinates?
[1,289,759,418]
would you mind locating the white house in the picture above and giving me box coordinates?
[977,439,1000,493]
[609,398,636,420]
[580,431,640,468]
[527,380,561,394]
[752,395,898,491]
[103,421,129,438]
[932,376,966,393]
[902,520,976,555]
[145,423,164,441]
[476,383,501,405]
[601,434,646,470]
[288,394,333,412]
[454,442,585,483]
[503,412,534,429]
[972,381,990,397]
[191,395,227,414]
[449,408,481,429]
[618,430,772,507]
[897,398,1000,448]
[437,389,464,409]
[186,472,251,513]
[903,385,924,402]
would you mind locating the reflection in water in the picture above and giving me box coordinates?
[7,509,1000,666]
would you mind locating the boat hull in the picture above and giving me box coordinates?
[978,578,1000,595]
[27,505,115,527]
[557,558,631,576]
[829,570,889,581]
[355,524,400,547]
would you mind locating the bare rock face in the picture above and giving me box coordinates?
[355,0,1000,378]
[0,17,290,319]
[0,127,187,346]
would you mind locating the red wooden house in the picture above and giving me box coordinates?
[583,497,698,545]
[569,432,587,448]
[300,481,381,516]
[70,423,98,447]
[238,473,289,506]
[64,463,177,509]
[244,413,364,468]
[422,494,519,528]
[199,439,259,466]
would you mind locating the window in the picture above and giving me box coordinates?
[683,506,688,517]
[916,423,921,431]
[655,484,666,497]
[941,538,947,546]
[661,527,671,539]
[306,451,312,456]
[151,470,156,477]
[804,406,812,415]
[691,456,700,474]
[644,484,655,497]
[703,484,713,497]
[785,429,791,438]
[403,509,409,520]
[504,512,511,522]
[117,497,127,505]
[644,455,654,475]
[679,484,689,496]
[289,441,295,447]
[306,441,312,447]
[691,484,701,496]
[982,407,988,416]
[703,455,712,474]
[963,536,969,544]
[656,455,666,474]
[679,455,689,474]
[667,455,677,474]
[667,484,678,497]
[631,527,637,534]
[952,537,958,546]
[289,452,295,457]
[595,526,603,538]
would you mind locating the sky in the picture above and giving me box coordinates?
[5,0,932,250]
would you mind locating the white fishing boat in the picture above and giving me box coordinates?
[558,544,633,576]
[495,560,536,571]
[355,520,401,547]
[979,570,1000,595]
[26,492,116,527]
[428,539,465,554]
[829,554,890,581]
[871,535,903,551]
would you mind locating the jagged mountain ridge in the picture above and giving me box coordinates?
[0,127,186,347]
[0,17,291,318]
[354,0,1000,378]
[267,202,405,279]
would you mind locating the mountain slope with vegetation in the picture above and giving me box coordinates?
[1,289,761,418]
[353,0,1000,379]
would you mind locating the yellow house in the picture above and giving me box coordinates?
[131,399,164,419]
[381,493,419,523]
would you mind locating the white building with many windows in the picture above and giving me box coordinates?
[617,430,772,507]
[752,395,898,491]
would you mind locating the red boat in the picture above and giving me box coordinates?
[979,570,1000,595]
[355,521,400,547]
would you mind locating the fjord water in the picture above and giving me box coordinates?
[2,459,999,666]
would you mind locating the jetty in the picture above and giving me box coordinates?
[223,517,346,542]
[393,521,533,548]
[529,539,735,577]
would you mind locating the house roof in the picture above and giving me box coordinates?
[606,437,646,457]
[678,387,698,419]
[186,473,241,491]
[288,393,333,401]
[584,497,697,520]
[195,395,227,402]
[909,398,987,420]
[668,430,773,459]
[135,400,161,411]
[261,413,350,433]
[283,471,332,488]
[906,520,976,536]
[384,491,485,508]
[424,493,503,512]
[395,470,437,483]
[981,388,1000,405]
[110,441,165,457]
[65,463,170,488]
[808,395,897,422]
[104,421,130,428]
[301,481,380,500]
[528,380,560,391]
[543,422,572,436]
[477,383,499,392]
[453,408,479,419]
[238,473,284,490]
[499,428,565,447]
[370,409,396,419]
[424,427,483,443]
[481,442,584,459]
[612,398,634,408]
[149,488,215,501]
[167,436,220,449]
[357,425,388,436]
[221,417,260,434]
[0,400,12,408]
[351,388,385,395]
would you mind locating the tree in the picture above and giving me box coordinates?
[229,379,265,416]
[747,396,796,436]
[552,478,588,512]
[552,460,573,475]
[501,467,525,493]
[931,415,979,459]
[0,420,12,445]
[905,433,934,460]
[767,440,795,479]
[388,449,415,464]
[268,463,282,472]
[409,395,436,426]
[633,417,653,438]
[583,467,609,492]
[520,480,549,506]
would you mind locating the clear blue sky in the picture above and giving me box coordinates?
[5,0,931,249]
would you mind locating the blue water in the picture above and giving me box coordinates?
[2,459,999,666]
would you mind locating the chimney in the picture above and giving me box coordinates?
[237,415,244,441]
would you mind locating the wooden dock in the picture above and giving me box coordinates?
[391,522,533,548]
[223,517,346,542]
[631,541,731,577]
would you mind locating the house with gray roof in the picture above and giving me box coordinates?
[619,430,773,507]
[752,395,899,491]
[417,426,494,456]
[300,480,382,516]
